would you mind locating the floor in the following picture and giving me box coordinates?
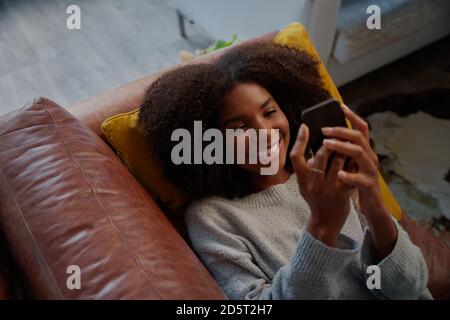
[0,0,213,115]
[340,35,450,235]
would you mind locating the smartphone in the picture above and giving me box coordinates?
[301,99,348,156]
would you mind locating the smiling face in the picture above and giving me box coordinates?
[218,82,290,175]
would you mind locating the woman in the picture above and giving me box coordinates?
[138,42,432,299]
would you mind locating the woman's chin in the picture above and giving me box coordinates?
[239,135,289,174]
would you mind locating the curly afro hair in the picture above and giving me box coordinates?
[138,41,331,202]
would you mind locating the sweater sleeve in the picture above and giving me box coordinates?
[185,202,361,300]
[359,216,433,299]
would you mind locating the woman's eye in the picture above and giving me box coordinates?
[264,109,276,117]
[236,125,247,130]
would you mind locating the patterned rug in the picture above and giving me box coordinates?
[356,87,450,242]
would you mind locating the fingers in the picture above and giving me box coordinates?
[346,159,358,173]
[310,145,331,186]
[337,170,372,189]
[321,126,367,147]
[323,139,377,175]
[306,157,315,170]
[321,126,378,165]
[340,104,370,140]
[327,153,346,184]
[290,124,310,180]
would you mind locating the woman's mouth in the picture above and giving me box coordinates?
[256,137,282,163]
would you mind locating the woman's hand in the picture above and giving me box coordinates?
[321,104,398,260]
[290,123,354,247]
[320,104,382,218]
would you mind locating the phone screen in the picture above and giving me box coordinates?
[301,99,348,156]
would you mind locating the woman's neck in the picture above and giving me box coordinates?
[248,166,294,193]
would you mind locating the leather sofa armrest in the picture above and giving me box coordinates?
[399,214,450,299]
[0,97,226,299]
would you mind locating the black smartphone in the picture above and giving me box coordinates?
[301,99,348,156]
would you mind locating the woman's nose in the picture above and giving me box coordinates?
[252,117,272,132]
[252,120,278,144]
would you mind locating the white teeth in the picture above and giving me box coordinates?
[258,142,279,157]
[256,139,281,162]
[248,138,282,163]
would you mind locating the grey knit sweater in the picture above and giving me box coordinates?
[185,173,433,300]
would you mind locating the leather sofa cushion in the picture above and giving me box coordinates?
[399,215,450,299]
[0,97,226,299]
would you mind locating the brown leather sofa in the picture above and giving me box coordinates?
[0,31,448,300]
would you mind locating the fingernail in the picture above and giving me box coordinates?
[342,104,350,111]
[321,127,332,134]
[323,139,335,145]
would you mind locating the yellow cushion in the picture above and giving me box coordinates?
[101,22,402,219]
[101,109,188,214]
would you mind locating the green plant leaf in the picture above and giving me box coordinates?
[203,35,239,54]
